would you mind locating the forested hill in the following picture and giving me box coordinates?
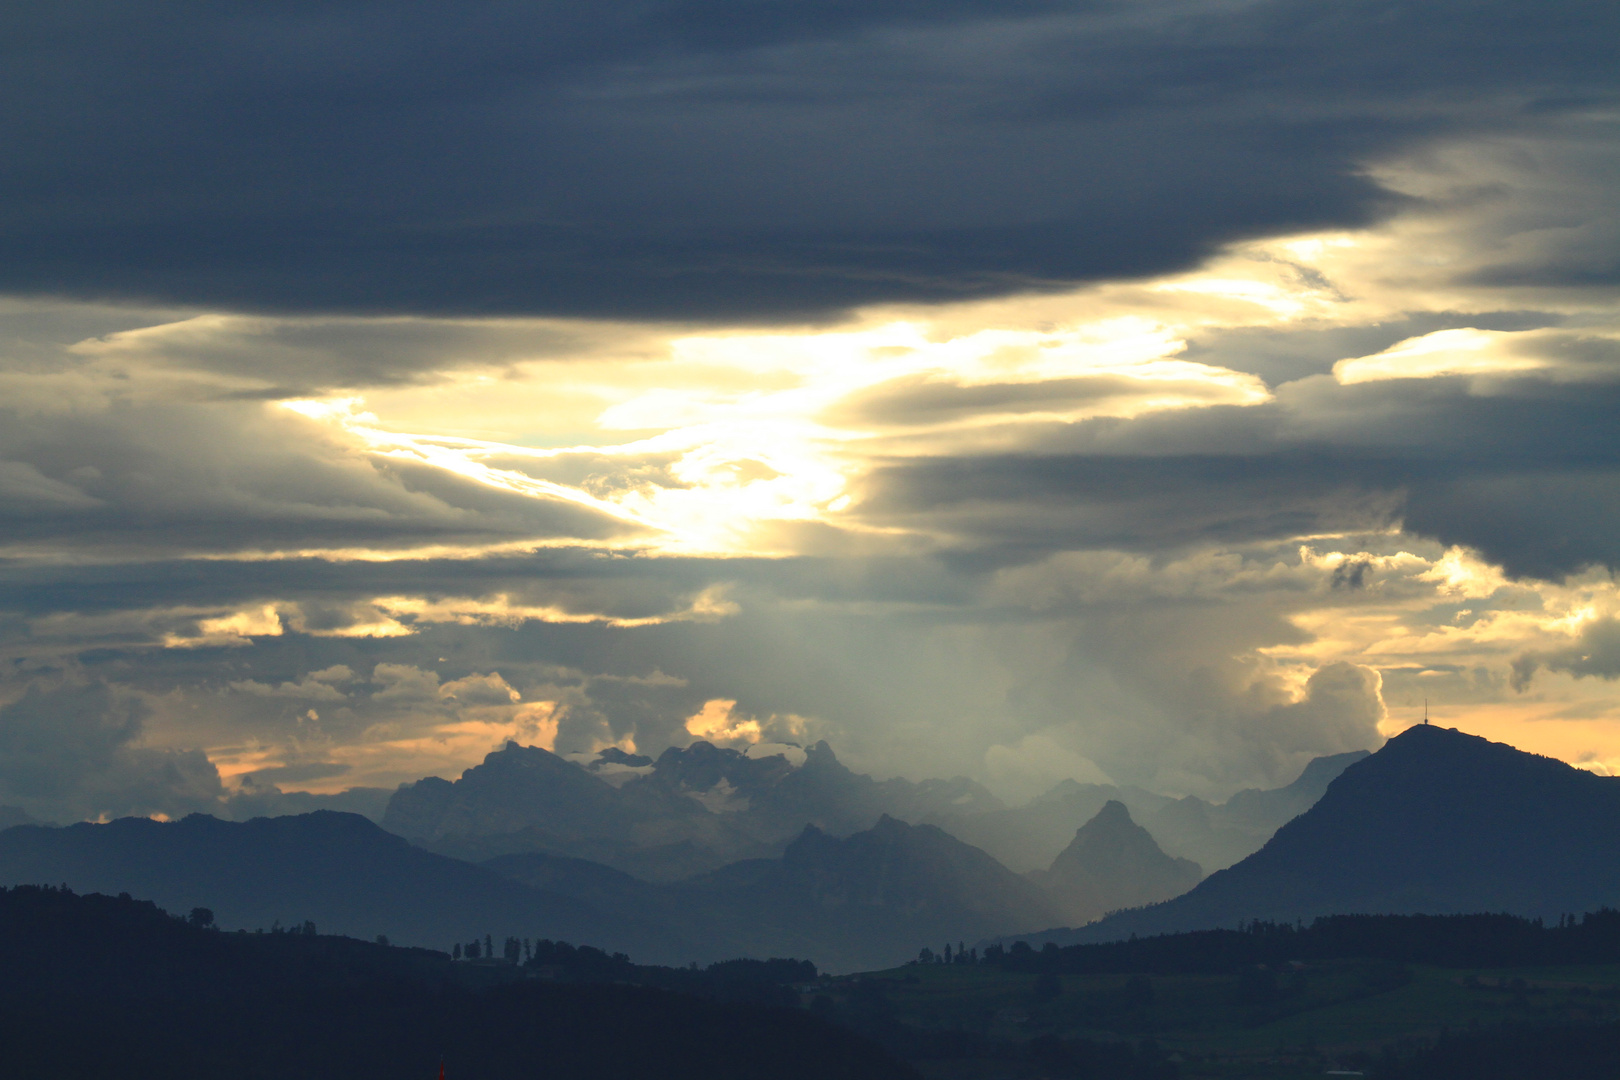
[991,909,1620,975]
[0,885,914,1080]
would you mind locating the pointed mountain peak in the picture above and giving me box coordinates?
[1088,799,1133,828]
[1060,799,1168,859]
[1034,797,1202,925]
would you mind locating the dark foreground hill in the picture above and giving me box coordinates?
[1013,725,1620,946]
[0,810,695,964]
[851,909,1620,1080]
[0,885,915,1080]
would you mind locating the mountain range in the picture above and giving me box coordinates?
[0,810,693,964]
[930,749,1369,873]
[383,739,1005,880]
[1007,725,1620,948]
[488,814,1067,972]
[0,806,1068,972]
[8,725,1614,974]
[0,738,1368,972]
[383,738,1366,878]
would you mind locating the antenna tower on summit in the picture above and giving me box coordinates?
[1423,698,1428,725]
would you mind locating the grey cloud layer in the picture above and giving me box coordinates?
[857,364,1620,579]
[1514,617,1620,690]
[0,401,638,557]
[0,683,223,822]
[2,0,1614,318]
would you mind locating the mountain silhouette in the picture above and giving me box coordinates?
[386,738,1356,883]
[927,750,1368,873]
[1017,726,1620,945]
[386,739,1006,881]
[0,810,692,963]
[1029,800,1202,924]
[1144,749,1371,870]
[491,814,1065,972]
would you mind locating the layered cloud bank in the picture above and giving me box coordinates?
[2,0,1613,319]
[0,0,1616,822]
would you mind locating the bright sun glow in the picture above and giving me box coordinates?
[279,312,1275,557]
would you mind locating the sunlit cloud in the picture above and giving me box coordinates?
[4,115,1620,812]
[684,698,810,749]
[1334,328,1551,383]
[272,313,1276,559]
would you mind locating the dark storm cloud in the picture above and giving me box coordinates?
[1,0,1613,319]
[856,368,1620,579]
[0,682,224,821]
[0,547,733,623]
[1512,617,1620,690]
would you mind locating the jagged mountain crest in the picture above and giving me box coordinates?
[486,811,1068,971]
[780,814,1055,921]
[382,738,1008,880]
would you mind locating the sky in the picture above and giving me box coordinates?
[2,0,1619,823]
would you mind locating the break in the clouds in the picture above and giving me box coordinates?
[0,0,1618,823]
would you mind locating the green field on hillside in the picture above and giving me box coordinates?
[815,960,1620,1078]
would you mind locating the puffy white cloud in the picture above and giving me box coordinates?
[683,699,811,750]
